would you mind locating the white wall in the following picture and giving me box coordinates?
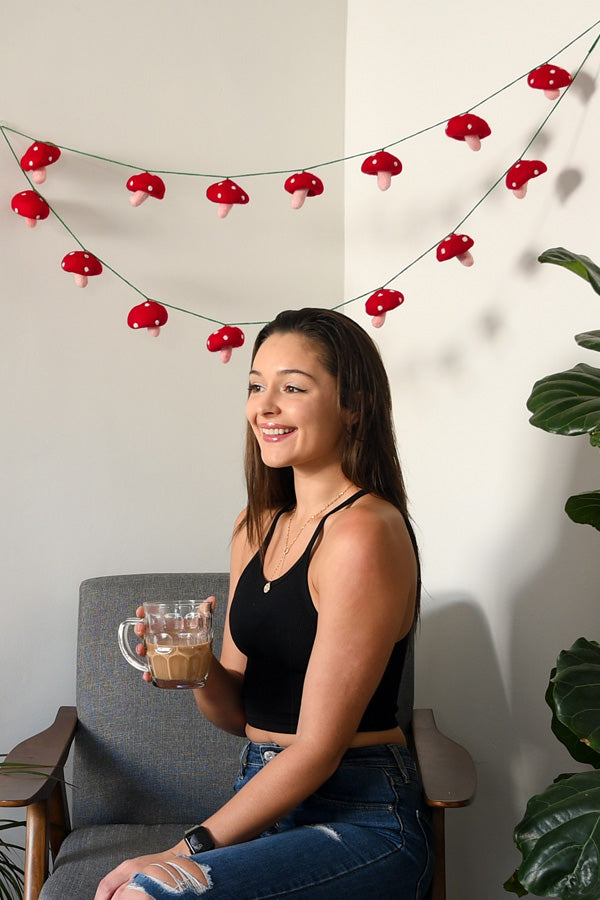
[1,0,346,739]
[345,2,600,897]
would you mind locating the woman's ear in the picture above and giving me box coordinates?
[342,406,360,427]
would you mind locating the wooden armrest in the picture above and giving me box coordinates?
[411,708,476,808]
[0,707,78,808]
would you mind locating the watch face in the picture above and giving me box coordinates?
[185,825,215,854]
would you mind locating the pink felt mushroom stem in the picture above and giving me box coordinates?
[217,204,232,219]
[458,251,474,267]
[376,171,392,191]
[371,313,386,328]
[129,191,149,207]
[291,189,309,209]
[25,218,38,228]
[74,274,88,287]
[31,169,47,185]
[544,88,560,100]
[464,135,482,152]
[148,325,161,337]
[513,185,528,199]
[220,347,233,363]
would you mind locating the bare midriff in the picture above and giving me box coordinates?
[245,724,407,748]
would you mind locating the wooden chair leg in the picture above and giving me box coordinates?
[23,799,48,900]
[427,807,446,900]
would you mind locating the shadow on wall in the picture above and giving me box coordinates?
[508,436,600,798]
[415,597,520,900]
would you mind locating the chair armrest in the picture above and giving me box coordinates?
[0,707,78,808]
[411,708,476,808]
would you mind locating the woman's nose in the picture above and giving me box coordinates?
[258,389,281,417]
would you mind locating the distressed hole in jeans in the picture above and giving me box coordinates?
[310,824,342,842]
[129,859,212,897]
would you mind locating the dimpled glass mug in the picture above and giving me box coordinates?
[118,600,213,689]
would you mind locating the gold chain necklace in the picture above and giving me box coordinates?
[263,485,351,594]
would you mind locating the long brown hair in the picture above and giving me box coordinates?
[241,309,417,569]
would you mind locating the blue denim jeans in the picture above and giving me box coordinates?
[130,740,433,899]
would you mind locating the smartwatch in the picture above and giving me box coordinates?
[184,824,215,854]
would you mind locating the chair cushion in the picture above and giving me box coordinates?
[39,824,189,900]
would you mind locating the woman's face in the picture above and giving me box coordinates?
[246,332,346,474]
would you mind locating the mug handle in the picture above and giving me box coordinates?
[118,618,150,673]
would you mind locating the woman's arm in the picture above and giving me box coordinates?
[198,501,417,847]
[191,510,252,735]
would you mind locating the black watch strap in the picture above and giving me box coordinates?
[184,824,215,854]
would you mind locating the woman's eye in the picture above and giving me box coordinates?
[247,383,263,394]
[284,384,304,393]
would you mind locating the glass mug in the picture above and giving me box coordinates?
[118,600,213,689]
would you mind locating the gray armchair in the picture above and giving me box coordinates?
[0,574,475,900]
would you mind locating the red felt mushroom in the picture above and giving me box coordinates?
[61,250,103,287]
[528,64,572,100]
[127,301,168,336]
[11,190,50,227]
[206,179,249,218]
[20,141,61,184]
[206,325,245,363]
[126,172,166,206]
[361,151,402,191]
[365,289,404,328]
[283,171,324,209]
[436,233,475,267]
[445,114,491,152]
[505,160,547,198]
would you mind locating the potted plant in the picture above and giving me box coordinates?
[505,248,600,899]
[0,759,26,900]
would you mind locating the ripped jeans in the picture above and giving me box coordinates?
[129,740,433,899]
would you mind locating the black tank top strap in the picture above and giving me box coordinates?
[262,504,293,553]
[304,489,368,556]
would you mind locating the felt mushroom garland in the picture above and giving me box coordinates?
[361,151,402,191]
[126,172,166,206]
[11,190,50,227]
[127,300,169,336]
[206,179,249,218]
[61,250,103,286]
[20,141,61,184]
[445,114,491,151]
[436,233,475,267]
[505,159,548,198]
[365,289,404,328]
[528,64,572,99]
[206,325,245,362]
[284,171,324,209]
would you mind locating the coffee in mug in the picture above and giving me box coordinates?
[118,600,213,689]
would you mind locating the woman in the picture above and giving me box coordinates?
[95,308,433,900]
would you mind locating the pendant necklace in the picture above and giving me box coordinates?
[263,485,351,594]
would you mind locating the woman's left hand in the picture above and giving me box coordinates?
[94,847,183,900]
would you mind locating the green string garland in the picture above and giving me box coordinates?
[2,20,600,334]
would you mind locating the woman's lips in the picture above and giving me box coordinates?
[260,425,296,443]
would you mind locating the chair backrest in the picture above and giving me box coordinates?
[73,573,243,828]
[72,572,414,828]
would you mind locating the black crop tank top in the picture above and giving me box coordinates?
[229,490,412,734]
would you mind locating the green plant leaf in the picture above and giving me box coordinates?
[565,492,600,531]
[545,670,600,766]
[575,330,600,352]
[551,639,600,756]
[504,870,529,896]
[539,248,600,295]
[514,770,600,898]
[527,363,600,434]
